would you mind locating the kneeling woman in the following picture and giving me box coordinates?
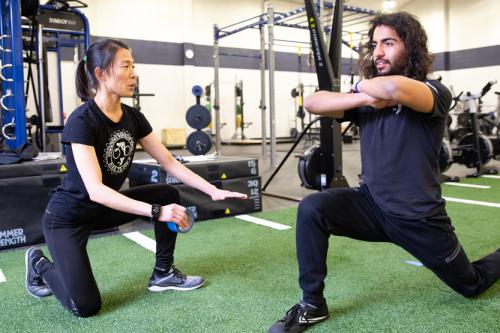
[24,38,247,317]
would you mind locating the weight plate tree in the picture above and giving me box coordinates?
[186,85,212,155]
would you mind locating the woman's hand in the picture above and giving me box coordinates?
[158,203,190,229]
[210,189,248,201]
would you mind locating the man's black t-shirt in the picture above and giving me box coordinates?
[340,80,452,219]
[48,100,152,219]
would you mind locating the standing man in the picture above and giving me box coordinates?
[269,11,500,333]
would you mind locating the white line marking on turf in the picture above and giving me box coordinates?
[443,182,491,189]
[482,175,500,179]
[0,269,6,283]
[404,260,423,267]
[235,214,291,230]
[123,231,156,252]
[444,196,500,208]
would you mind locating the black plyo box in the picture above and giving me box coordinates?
[0,157,67,179]
[127,156,262,221]
[178,176,262,221]
[128,156,259,185]
[0,158,67,250]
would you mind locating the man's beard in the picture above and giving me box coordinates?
[374,57,407,76]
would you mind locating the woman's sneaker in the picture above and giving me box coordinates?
[25,247,52,298]
[147,265,204,292]
[269,300,329,333]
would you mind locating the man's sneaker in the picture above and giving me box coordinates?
[147,265,204,292]
[269,300,329,333]
[25,247,52,298]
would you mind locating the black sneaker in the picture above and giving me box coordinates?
[25,247,52,298]
[269,300,329,333]
[147,266,204,292]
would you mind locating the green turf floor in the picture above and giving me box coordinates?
[0,179,499,332]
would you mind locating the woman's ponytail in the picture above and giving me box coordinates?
[75,58,90,101]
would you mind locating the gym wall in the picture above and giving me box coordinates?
[77,0,328,140]
[35,0,499,143]
[403,0,500,108]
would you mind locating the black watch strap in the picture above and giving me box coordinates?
[151,204,162,222]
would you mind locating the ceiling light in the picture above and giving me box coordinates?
[382,0,396,11]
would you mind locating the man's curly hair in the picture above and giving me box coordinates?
[359,11,434,81]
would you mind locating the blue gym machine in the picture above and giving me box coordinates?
[0,0,89,150]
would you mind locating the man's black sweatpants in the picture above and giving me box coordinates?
[38,184,180,317]
[297,185,500,306]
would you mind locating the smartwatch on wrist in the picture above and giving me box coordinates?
[151,204,162,222]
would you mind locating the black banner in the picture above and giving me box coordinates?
[38,8,85,32]
[0,174,63,250]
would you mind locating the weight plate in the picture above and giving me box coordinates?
[298,144,323,190]
[192,85,203,97]
[186,131,212,155]
[186,104,211,129]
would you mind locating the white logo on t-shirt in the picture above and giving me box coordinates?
[104,130,134,175]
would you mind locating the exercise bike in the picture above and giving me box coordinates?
[440,81,498,178]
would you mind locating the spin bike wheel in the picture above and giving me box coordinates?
[456,133,493,167]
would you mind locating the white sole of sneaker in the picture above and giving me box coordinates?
[147,281,205,292]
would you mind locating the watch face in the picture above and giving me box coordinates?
[152,204,161,221]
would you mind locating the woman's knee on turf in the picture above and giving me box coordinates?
[69,295,102,317]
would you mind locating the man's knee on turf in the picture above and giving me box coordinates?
[453,285,482,298]
[425,257,483,299]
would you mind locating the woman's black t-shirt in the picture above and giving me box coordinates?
[48,100,152,219]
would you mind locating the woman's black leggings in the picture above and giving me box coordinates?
[38,184,180,317]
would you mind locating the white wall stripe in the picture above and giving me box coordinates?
[235,214,292,230]
[0,269,6,283]
[123,232,156,252]
[482,175,500,179]
[443,182,491,189]
[444,196,500,208]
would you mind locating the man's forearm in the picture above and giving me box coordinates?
[356,75,434,113]
[356,75,405,100]
[304,91,368,115]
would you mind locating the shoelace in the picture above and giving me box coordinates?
[32,275,45,286]
[282,303,307,327]
[170,265,186,280]
[31,257,46,286]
